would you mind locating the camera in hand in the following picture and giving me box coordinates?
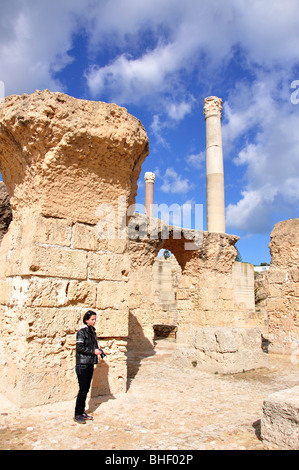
[100,349,106,359]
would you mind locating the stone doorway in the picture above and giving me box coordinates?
[152,251,182,329]
[153,324,177,340]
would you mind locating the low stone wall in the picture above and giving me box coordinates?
[265,218,299,353]
[173,327,268,374]
[261,385,299,450]
[0,214,130,406]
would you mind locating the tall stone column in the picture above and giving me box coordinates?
[204,96,226,233]
[144,172,155,217]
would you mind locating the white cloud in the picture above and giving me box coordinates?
[160,168,192,194]
[84,1,235,105]
[186,152,205,170]
[222,80,277,147]
[82,0,299,157]
[86,42,180,104]
[150,115,170,148]
[1,0,299,100]
[224,78,299,234]
[233,0,299,67]
[149,97,194,146]
[167,100,193,121]
[0,0,87,95]
[84,0,299,103]
[1,0,299,237]
[226,189,277,234]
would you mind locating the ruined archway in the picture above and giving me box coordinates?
[152,251,181,341]
[0,90,265,408]
[126,214,240,348]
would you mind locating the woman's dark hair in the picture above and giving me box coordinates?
[83,310,97,324]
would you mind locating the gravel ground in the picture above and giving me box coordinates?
[0,339,298,451]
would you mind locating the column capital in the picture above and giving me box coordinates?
[203,96,223,119]
[144,172,155,184]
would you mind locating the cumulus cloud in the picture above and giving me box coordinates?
[84,1,235,105]
[224,78,299,234]
[1,0,299,236]
[186,152,205,171]
[226,189,277,234]
[2,1,299,108]
[233,0,299,67]
[167,100,194,121]
[1,0,299,96]
[0,0,88,95]
[86,42,181,104]
[84,0,299,100]
[149,97,194,147]
[150,115,170,148]
[160,168,192,194]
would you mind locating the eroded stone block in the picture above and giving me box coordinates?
[261,386,299,450]
[174,327,268,374]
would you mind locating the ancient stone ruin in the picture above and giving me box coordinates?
[264,219,299,353]
[0,90,297,449]
[0,182,12,245]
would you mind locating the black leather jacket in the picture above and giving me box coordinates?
[76,325,99,365]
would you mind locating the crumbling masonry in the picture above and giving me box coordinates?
[0,90,276,407]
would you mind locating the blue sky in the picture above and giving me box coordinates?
[1,0,299,265]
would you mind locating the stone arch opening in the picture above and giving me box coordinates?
[152,250,182,341]
[162,235,198,275]
[126,216,203,354]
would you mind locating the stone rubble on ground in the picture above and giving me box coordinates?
[0,339,298,451]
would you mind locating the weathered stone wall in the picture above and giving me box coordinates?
[0,181,12,244]
[232,262,255,313]
[0,214,130,405]
[168,231,242,331]
[261,385,299,450]
[0,90,263,407]
[161,231,268,372]
[265,218,299,353]
[173,327,268,374]
[0,90,148,406]
[125,218,247,340]
[151,255,181,327]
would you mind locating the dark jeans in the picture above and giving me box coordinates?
[75,364,94,416]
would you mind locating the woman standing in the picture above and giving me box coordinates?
[74,310,105,424]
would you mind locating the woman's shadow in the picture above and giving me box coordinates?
[87,360,115,413]
[125,311,156,391]
[87,311,156,412]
